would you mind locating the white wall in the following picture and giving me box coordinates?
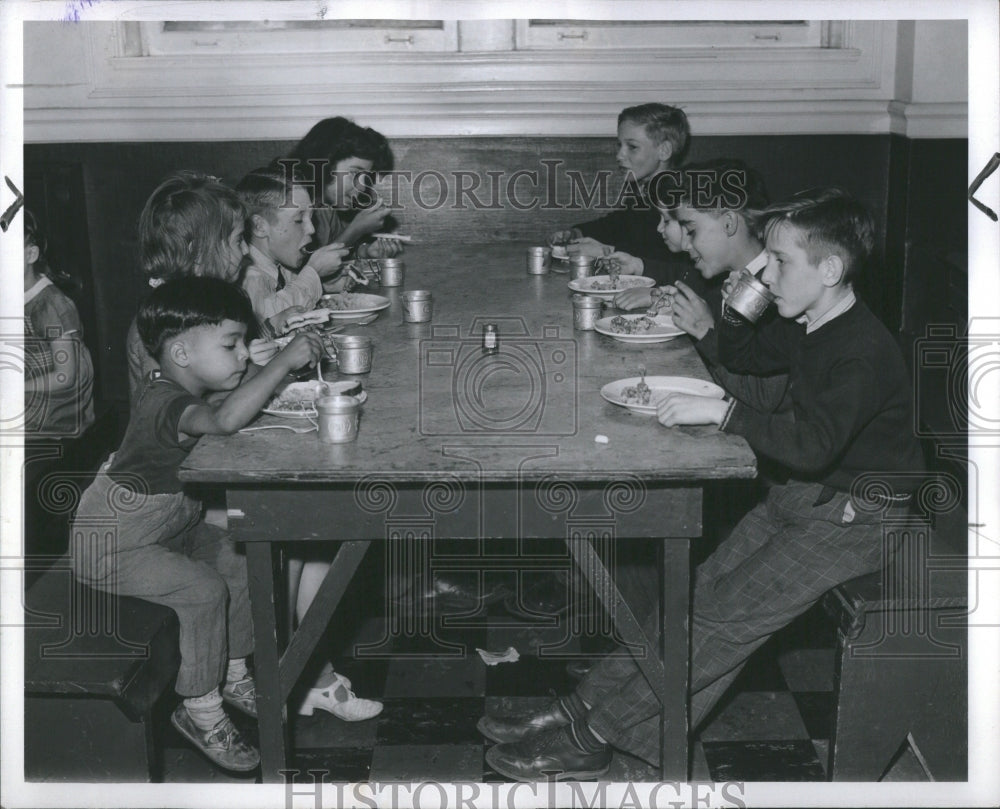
[20,18,968,142]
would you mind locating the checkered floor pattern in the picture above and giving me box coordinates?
[155,562,931,784]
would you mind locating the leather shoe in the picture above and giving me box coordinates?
[477,699,571,744]
[485,726,610,782]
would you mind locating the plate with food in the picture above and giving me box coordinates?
[318,292,390,320]
[594,314,685,343]
[262,379,366,418]
[600,375,725,416]
[568,275,655,298]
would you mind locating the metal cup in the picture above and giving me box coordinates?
[569,255,595,281]
[725,274,776,323]
[526,246,552,275]
[316,395,360,444]
[379,257,405,287]
[572,294,604,331]
[402,290,433,322]
[331,335,374,374]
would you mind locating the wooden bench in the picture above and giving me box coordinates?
[23,406,121,583]
[823,494,967,781]
[24,560,180,782]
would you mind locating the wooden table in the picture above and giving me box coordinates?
[180,242,756,782]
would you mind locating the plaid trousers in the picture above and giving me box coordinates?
[579,479,897,767]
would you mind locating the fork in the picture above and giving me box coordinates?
[239,423,317,434]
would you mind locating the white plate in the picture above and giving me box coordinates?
[594,314,685,343]
[568,275,655,299]
[319,292,390,319]
[262,381,366,418]
[601,376,725,416]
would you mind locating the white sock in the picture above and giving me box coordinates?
[184,688,226,731]
[226,657,248,685]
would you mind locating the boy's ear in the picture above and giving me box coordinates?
[167,338,190,368]
[24,244,40,265]
[250,213,270,239]
[722,210,738,237]
[657,139,674,164]
[819,255,845,287]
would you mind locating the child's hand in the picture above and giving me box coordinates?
[269,305,306,336]
[568,237,612,258]
[604,251,644,276]
[722,269,748,300]
[656,393,729,427]
[323,275,351,293]
[358,238,403,259]
[249,338,279,366]
[669,281,714,340]
[549,228,582,246]
[351,200,392,236]
[613,287,655,311]
[275,331,323,373]
[308,242,350,278]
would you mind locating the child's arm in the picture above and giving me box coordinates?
[178,333,323,436]
[244,266,322,321]
[717,310,796,375]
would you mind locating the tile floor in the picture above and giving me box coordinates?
[155,565,932,784]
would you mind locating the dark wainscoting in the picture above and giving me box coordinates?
[25,135,967,406]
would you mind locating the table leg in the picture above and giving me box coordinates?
[660,539,691,780]
[566,536,691,780]
[245,541,289,783]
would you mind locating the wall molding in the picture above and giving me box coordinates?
[21,20,968,142]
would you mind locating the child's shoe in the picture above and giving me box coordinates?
[297,673,383,721]
[222,674,257,718]
[171,705,260,772]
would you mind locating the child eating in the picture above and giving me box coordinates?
[72,276,323,772]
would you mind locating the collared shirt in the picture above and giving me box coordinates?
[797,289,856,334]
[242,244,323,321]
[745,250,769,276]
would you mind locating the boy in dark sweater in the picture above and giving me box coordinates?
[481,188,925,781]
[548,103,695,285]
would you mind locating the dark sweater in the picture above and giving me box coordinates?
[574,180,696,286]
[718,299,924,493]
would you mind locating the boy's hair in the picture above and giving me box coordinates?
[139,171,246,282]
[761,188,875,284]
[653,158,769,227]
[286,116,394,180]
[236,166,298,224]
[137,276,256,361]
[618,103,690,167]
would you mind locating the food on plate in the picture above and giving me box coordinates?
[285,309,331,329]
[583,275,648,292]
[265,380,329,413]
[321,292,373,311]
[609,315,657,334]
[593,256,622,286]
[619,376,652,406]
